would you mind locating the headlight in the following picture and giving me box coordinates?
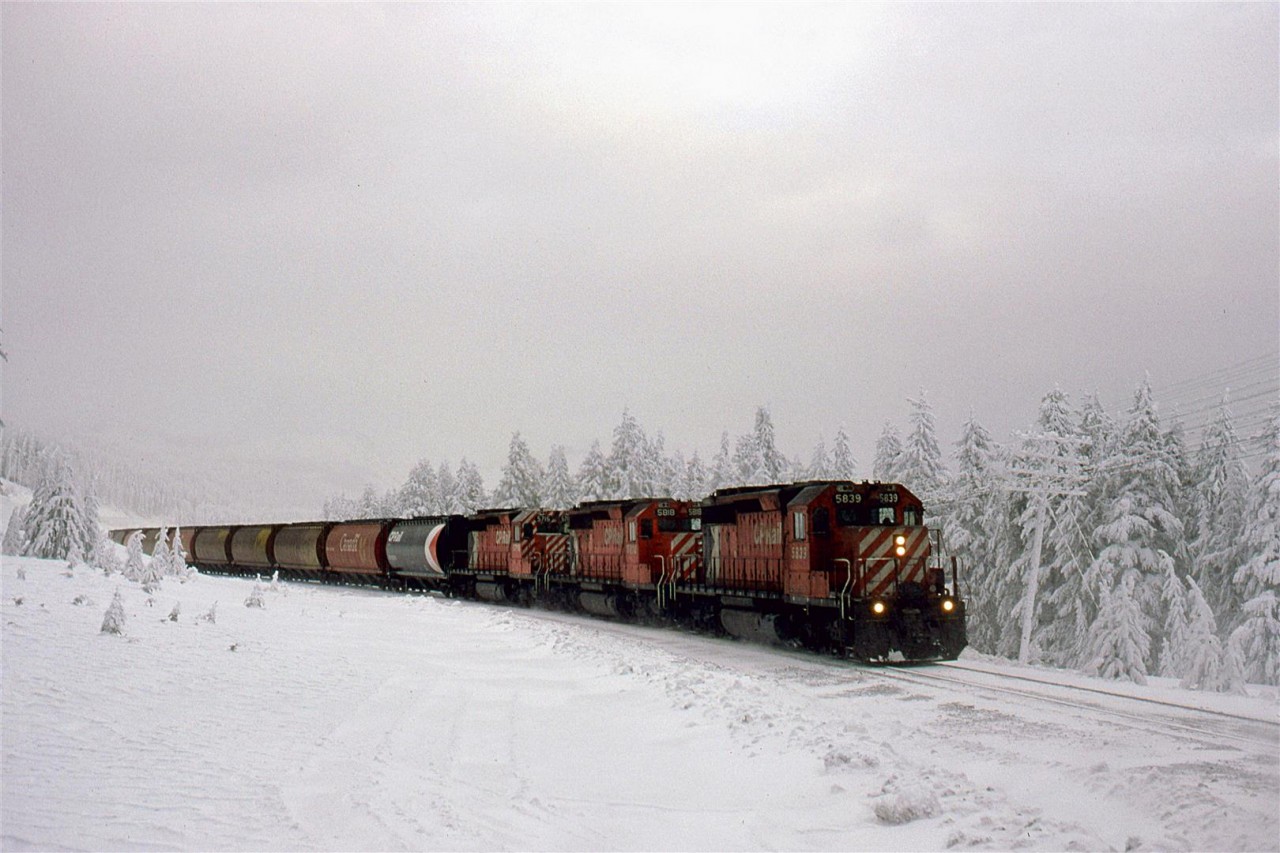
[895,546,907,556]
[941,599,955,613]
[895,535,906,546]
[871,600,887,616]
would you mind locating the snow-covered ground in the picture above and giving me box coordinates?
[3,555,1277,852]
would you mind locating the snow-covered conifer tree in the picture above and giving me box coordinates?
[2,504,28,556]
[169,526,192,578]
[1229,412,1280,684]
[123,531,145,582]
[807,435,831,480]
[356,485,387,519]
[708,432,734,492]
[683,452,708,501]
[830,426,858,480]
[751,407,787,484]
[873,422,903,482]
[1158,564,1190,678]
[733,431,765,486]
[576,441,610,502]
[1084,378,1185,668]
[1084,572,1151,684]
[942,414,1006,654]
[1178,576,1240,692]
[454,459,487,512]
[399,459,441,516]
[898,392,946,499]
[150,528,172,580]
[91,529,122,575]
[542,445,578,509]
[493,432,544,507]
[21,460,95,560]
[436,462,459,514]
[101,589,126,635]
[607,410,648,499]
[245,582,265,608]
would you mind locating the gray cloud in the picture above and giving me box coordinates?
[4,2,1276,516]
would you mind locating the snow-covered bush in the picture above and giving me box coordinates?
[197,601,218,624]
[874,785,941,825]
[245,583,265,608]
[101,590,126,635]
[168,602,180,622]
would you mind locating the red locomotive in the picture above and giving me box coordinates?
[123,480,966,662]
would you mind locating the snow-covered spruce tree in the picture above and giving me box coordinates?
[808,435,831,480]
[436,462,459,514]
[493,432,544,507]
[751,407,788,484]
[1084,572,1151,684]
[1179,576,1243,692]
[90,529,122,575]
[641,431,671,497]
[873,422,904,483]
[542,445,578,510]
[1017,389,1095,668]
[708,432,734,492]
[1158,563,1190,678]
[454,459,487,513]
[683,452,709,501]
[606,410,648,499]
[897,392,946,501]
[122,530,145,581]
[245,582,265,608]
[2,504,28,556]
[666,449,689,500]
[399,458,441,516]
[322,494,358,520]
[940,414,1005,654]
[150,527,172,580]
[169,526,192,578]
[575,441,610,502]
[21,459,96,560]
[1083,378,1186,677]
[733,430,766,486]
[830,426,858,481]
[101,589,127,635]
[355,485,388,519]
[1229,411,1280,684]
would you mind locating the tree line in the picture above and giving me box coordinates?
[325,378,1279,689]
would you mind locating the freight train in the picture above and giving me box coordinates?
[111,480,967,662]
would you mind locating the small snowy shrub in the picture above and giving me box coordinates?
[168,602,180,622]
[72,594,93,606]
[245,584,265,609]
[16,567,26,580]
[874,786,941,825]
[101,590,126,635]
[197,601,218,624]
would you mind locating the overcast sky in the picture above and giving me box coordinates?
[3,3,1277,517]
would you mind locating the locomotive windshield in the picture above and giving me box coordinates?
[657,516,701,533]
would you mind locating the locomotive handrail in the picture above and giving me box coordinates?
[835,559,852,619]
[654,556,667,606]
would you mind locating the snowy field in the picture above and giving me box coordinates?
[3,555,1278,852]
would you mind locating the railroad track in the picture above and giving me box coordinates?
[865,660,1279,751]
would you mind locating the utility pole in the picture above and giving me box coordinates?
[1006,431,1087,665]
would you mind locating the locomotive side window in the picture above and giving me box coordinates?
[904,509,920,526]
[793,511,806,541]
[640,519,653,539]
